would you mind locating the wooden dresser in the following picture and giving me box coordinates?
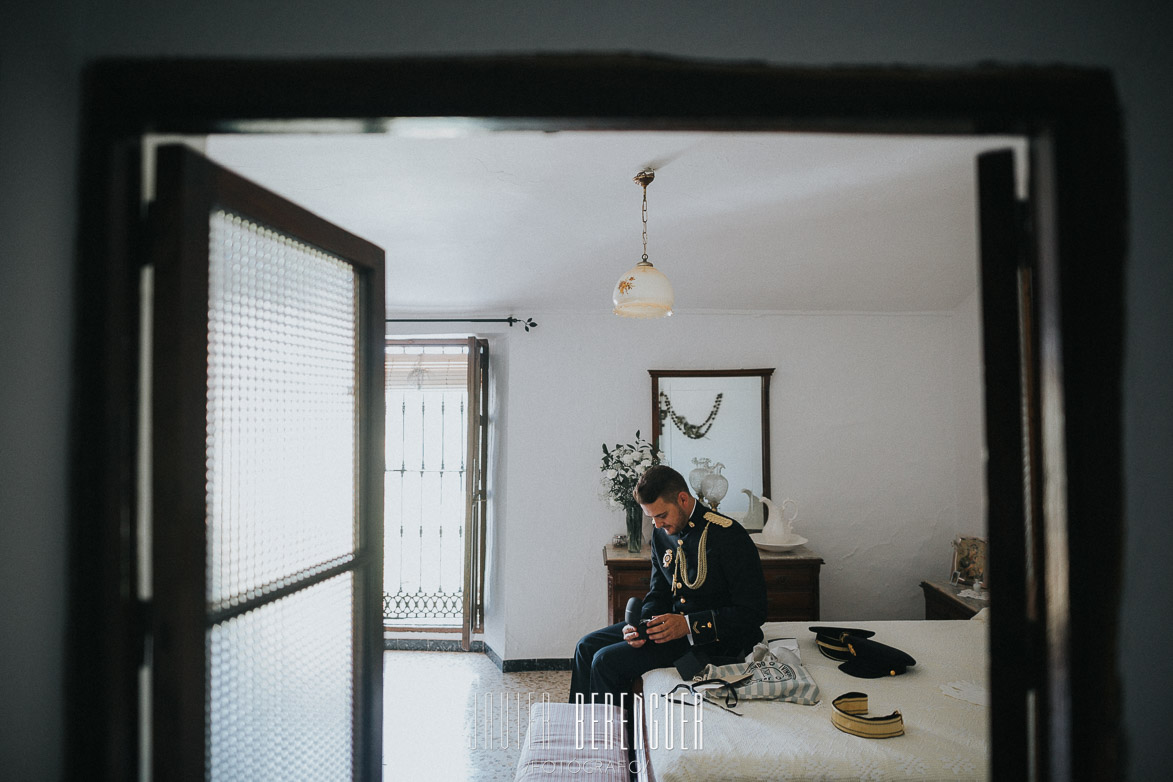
[602,543,823,624]
[919,580,988,620]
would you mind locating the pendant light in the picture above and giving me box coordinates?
[613,169,674,318]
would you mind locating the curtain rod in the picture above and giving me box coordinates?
[385,315,537,332]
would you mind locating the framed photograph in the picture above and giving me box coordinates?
[951,536,987,585]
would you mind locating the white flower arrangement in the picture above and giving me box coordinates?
[599,431,665,509]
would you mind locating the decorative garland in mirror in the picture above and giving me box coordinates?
[658,391,723,440]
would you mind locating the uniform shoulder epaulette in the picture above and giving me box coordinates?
[704,511,732,528]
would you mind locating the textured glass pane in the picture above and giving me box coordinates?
[207,573,354,781]
[206,211,358,610]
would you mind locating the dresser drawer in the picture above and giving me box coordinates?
[604,544,823,625]
[766,590,819,621]
[761,565,817,590]
[610,568,651,590]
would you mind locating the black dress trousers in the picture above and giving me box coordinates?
[568,622,690,706]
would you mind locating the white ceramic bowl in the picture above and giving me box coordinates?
[753,534,808,552]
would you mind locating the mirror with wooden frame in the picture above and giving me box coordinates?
[649,369,773,528]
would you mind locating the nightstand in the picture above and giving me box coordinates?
[919,580,987,620]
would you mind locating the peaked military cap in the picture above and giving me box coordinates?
[809,626,877,661]
[838,635,917,678]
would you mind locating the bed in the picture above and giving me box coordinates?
[635,617,989,782]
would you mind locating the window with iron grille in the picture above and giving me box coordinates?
[383,339,487,631]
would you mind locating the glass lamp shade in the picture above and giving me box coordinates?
[613,260,674,318]
[700,470,729,509]
[688,458,713,496]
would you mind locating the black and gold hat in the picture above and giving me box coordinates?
[809,626,876,661]
[838,635,917,679]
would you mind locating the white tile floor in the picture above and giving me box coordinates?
[383,650,570,781]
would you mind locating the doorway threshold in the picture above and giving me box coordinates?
[384,629,484,652]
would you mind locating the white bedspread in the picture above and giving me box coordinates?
[639,619,988,782]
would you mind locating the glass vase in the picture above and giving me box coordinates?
[625,504,644,553]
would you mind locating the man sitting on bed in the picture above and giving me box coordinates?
[569,464,768,707]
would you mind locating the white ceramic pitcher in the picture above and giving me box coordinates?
[759,496,799,542]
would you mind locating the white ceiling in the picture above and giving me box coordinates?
[203,130,1025,316]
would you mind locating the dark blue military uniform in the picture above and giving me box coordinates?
[643,501,767,651]
[569,501,767,704]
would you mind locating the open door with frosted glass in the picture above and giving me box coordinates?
[148,145,384,781]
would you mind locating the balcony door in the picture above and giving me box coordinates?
[382,338,488,649]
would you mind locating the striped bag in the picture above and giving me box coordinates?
[693,642,821,706]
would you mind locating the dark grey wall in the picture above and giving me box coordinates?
[1,5,79,781]
[2,2,1170,779]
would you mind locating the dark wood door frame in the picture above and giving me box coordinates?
[69,56,1126,781]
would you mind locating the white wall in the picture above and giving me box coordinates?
[3,2,1170,779]
[951,288,988,544]
[497,300,985,659]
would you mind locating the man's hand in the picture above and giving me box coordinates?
[622,623,646,648]
[645,613,689,643]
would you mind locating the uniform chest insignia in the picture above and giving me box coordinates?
[704,511,732,528]
[662,549,673,568]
